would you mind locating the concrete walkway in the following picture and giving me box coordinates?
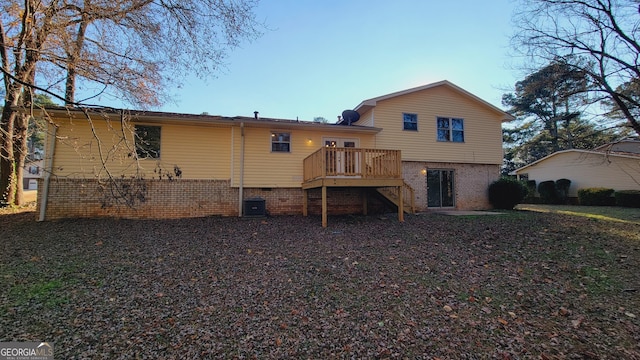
[431,210,504,216]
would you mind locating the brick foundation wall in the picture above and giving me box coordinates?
[244,187,368,216]
[37,162,497,221]
[402,161,500,211]
[38,179,383,220]
[38,178,239,220]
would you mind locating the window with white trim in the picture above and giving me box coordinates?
[437,117,464,142]
[403,113,418,131]
[271,132,291,152]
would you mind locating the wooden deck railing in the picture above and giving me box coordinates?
[303,147,402,181]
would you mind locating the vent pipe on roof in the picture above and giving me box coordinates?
[254,111,259,119]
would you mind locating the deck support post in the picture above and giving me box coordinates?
[321,185,327,228]
[397,185,404,222]
[302,189,308,216]
[362,189,368,216]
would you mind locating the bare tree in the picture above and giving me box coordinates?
[1,1,60,206]
[511,0,640,135]
[1,0,263,206]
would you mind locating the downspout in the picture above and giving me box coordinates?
[238,120,245,217]
[38,123,57,221]
[372,108,377,148]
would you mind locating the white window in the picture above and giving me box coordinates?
[403,113,418,131]
[437,117,464,142]
[271,132,291,152]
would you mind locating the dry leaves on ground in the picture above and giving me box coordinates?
[1,210,639,359]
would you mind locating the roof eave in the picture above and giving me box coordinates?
[354,100,377,114]
[34,107,383,133]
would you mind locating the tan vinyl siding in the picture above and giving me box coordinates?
[232,127,375,188]
[51,114,377,188]
[51,118,232,180]
[149,123,232,179]
[356,109,374,127]
[371,86,504,164]
[517,151,640,196]
[52,118,134,177]
[242,127,305,188]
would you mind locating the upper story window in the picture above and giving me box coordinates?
[403,113,418,131]
[271,132,291,152]
[437,117,464,142]
[135,125,161,158]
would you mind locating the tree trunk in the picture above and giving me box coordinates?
[12,68,36,206]
[0,103,17,206]
[551,119,560,152]
[65,68,76,105]
[65,18,88,105]
[13,113,31,206]
[1,0,40,206]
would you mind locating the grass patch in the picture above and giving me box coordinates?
[7,280,68,309]
[579,266,617,295]
[1,257,85,313]
[516,204,640,224]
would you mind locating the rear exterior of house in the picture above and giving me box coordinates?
[36,81,512,222]
[348,81,514,211]
[37,110,382,221]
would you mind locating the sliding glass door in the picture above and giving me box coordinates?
[427,169,455,208]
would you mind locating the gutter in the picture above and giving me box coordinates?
[38,123,57,221]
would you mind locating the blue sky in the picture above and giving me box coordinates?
[117,0,521,121]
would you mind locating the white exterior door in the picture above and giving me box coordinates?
[323,138,360,176]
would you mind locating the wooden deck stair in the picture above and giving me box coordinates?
[376,181,416,214]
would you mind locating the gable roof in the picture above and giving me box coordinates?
[510,148,640,175]
[349,80,515,123]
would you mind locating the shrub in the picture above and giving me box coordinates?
[578,188,615,206]
[555,178,572,204]
[488,178,527,209]
[615,190,640,208]
[522,180,538,203]
[538,180,558,204]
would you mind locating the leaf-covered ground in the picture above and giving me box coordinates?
[1,210,639,359]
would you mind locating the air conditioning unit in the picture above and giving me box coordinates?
[243,198,266,217]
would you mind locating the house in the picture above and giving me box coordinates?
[35,80,513,226]
[593,137,640,153]
[23,158,44,190]
[510,138,640,197]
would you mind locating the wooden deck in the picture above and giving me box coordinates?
[301,147,406,227]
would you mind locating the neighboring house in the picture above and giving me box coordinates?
[23,159,44,190]
[510,139,640,197]
[35,80,513,225]
[593,137,640,153]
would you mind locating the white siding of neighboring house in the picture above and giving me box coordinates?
[23,159,44,189]
[515,150,640,197]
